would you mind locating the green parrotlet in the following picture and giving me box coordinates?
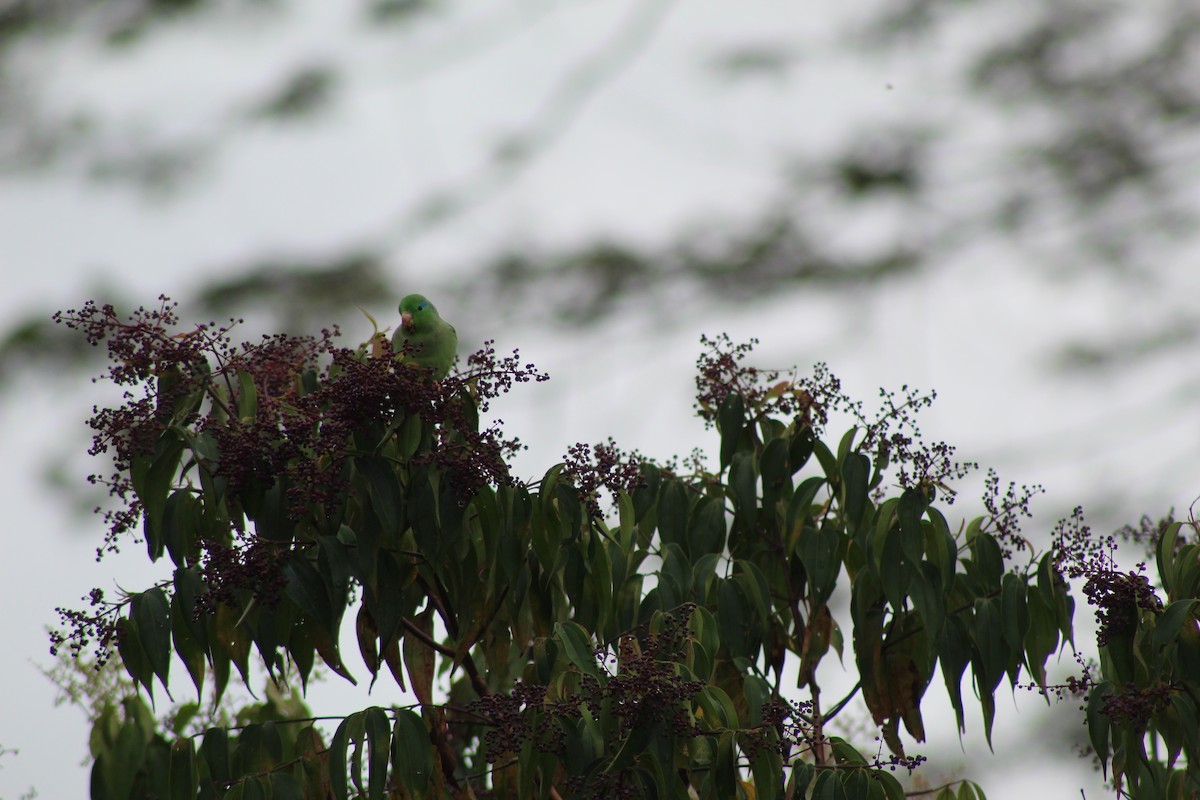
[391,294,457,379]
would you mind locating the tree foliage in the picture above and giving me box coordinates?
[49,298,1200,798]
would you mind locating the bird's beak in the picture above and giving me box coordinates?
[401,311,414,329]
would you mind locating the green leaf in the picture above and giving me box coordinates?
[132,587,173,698]
[403,610,436,707]
[730,450,758,533]
[1086,681,1113,779]
[841,453,870,534]
[1022,586,1059,690]
[1001,573,1030,656]
[168,738,196,800]
[364,706,390,800]
[697,686,740,729]
[937,616,971,733]
[236,369,258,420]
[760,436,791,512]
[1157,522,1182,599]
[269,773,304,800]
[358,456,403,552]
[283,552,334,635]
[786,476,826,535]
[876,770,906,800]
[972,598,1005,747]
[897,489,928,565]
[141,433,185,560]
[749,744,783,800]
[689,495,727,558]
[812,439,839,483]
[829,737,868,766]
[717,579,749,658]
[328,713,359,800]
[555,621,602,680]
[658,478,690,550]
[909,562,945,645]
[170,593,206,699]
[1154,599,1198,652]
[968,532,1003,594]
[798,523,840,607]
[199,727,230,783]
[162,490,198,568]
[789,427,815,474]
[715,731,738,798]
[718,392,745,470]
[391,710,432,798]
[115,616,153,699]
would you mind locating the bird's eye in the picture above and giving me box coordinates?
[417,303,426,311]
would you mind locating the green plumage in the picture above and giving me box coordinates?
[392,294,457,379]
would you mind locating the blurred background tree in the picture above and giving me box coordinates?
[2,0,1198,343]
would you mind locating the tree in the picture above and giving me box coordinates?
[48,298,1199,798]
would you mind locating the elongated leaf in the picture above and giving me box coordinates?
[116,617,153,699]
[717,579,749,658]
[715,731,738,798]
[283,553,333,635]
[269,773,304,800]
[798,523,840,607]
[1154,599,1198,652]
[392,710,432,798]
[718,392,745,470]
[1086,681,1114,779]
[969,533,1003,594]
[1157,522,1182,599]
[689,496,727,558]
[168,738,196,800]
[132,587,173,698]
[364,706,390,800]
[1001,573,1030,656]
[760,436,791,512]
[697,685,740,729]
[162,490,198,568]
[841,453,870,534]
[404,610,437,706]
[328,713,360,800]
[730,449,759,535]
[199,727,230,783]
[358,456,404,540]
[909,563,945,646]
[171,592,206,699]
[555,621,602,680]
[937,616,971,733]
[658,479,689,549]
[897,489,927,565]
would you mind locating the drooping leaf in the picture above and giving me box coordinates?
[132,588,173,698]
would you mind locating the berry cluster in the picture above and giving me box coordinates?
[467,681,565,760]
[562,438,645,517]
[48,588,119,666]
[858,385,977,503]
[197,540,289,613]
[981,468,1044,557]
[1100,683,1174,732]
[1083,564,1162,647]
[693,334,839,435]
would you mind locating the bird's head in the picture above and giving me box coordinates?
[399,294,436,331]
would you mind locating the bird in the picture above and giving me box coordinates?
[391,294,457,379]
